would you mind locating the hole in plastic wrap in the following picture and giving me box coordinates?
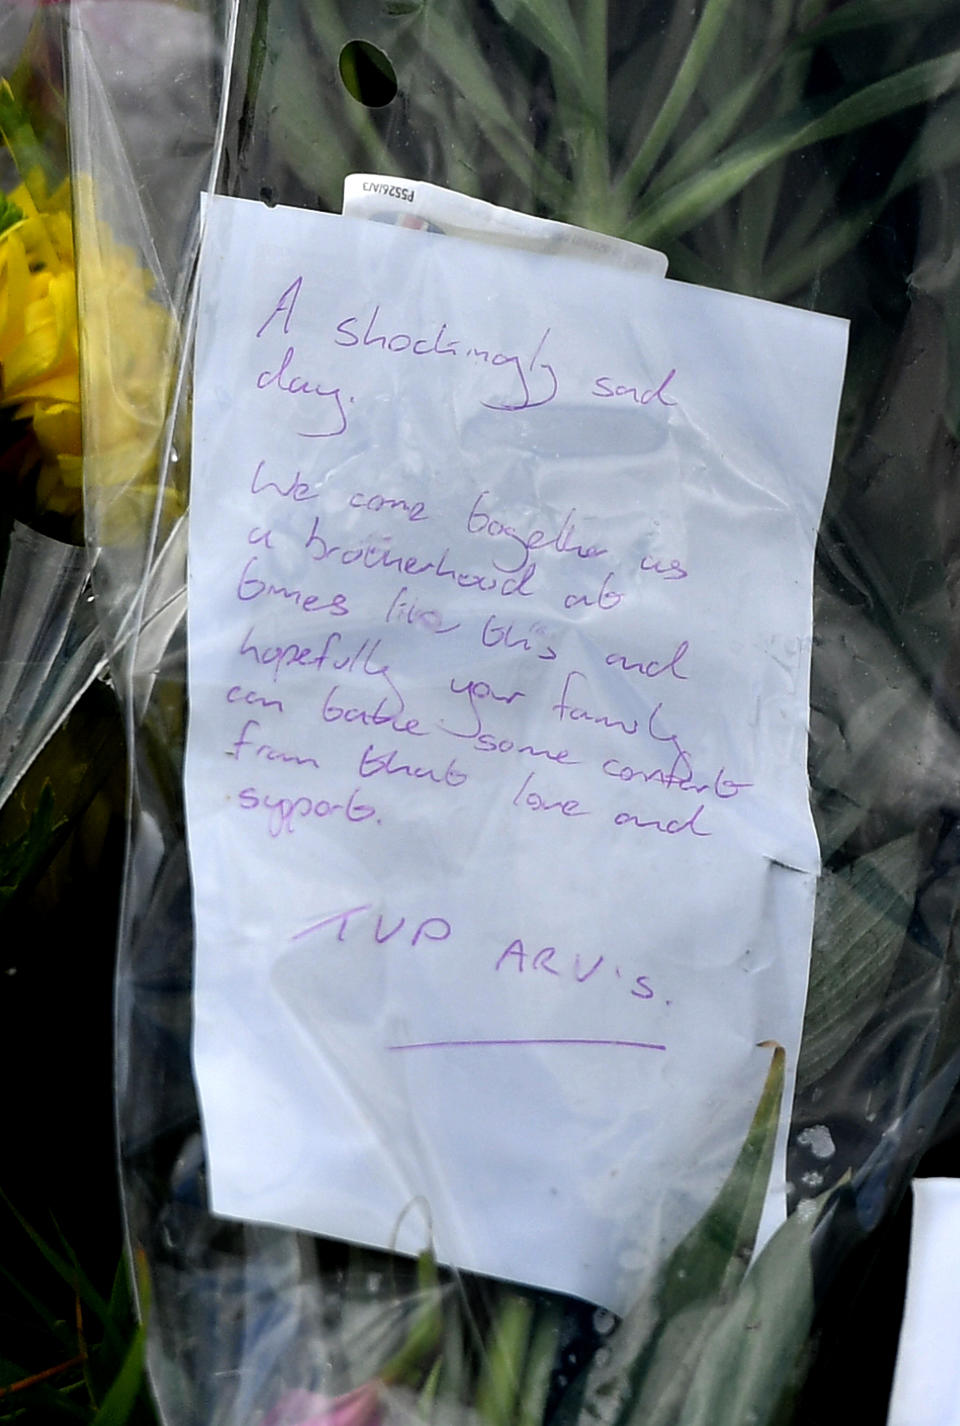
[338,40,398,108]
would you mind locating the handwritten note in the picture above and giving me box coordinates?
[187,194,848,1314]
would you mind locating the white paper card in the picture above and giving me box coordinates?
[187,194,848,1314]
[341,173,669,276]
[888,1178,960,1426]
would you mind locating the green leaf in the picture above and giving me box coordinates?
[0,1197,127,1362]
[580,1046,785,1426]
[798,835,921,1088]
[617,0,738,203]
[515,1306,558,1426]
[474,1292,534,1426]
[0,1259,77,1353]
[88,1321,146,1426]
[417,1,545,184]
[670,1195,828,1426]
[428,1278,468,1419]
[0,190,24,236]
[0,77,59,200]
[616,1190,832,1426]
[487,0,585,95]
[799,0,959,43]
[642,67,768,200]
[0,784,61,904]
[660,1045,785,1318]
[627,46,960,243]
[380,1251,443,1387]
[764,89,960,296]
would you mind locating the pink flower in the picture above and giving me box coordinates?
[264,1382,383,1426]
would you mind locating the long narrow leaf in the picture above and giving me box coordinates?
[0,1197,124,1357]
[474,1293,534,1426]
[488,0,585,94]
[617,0,738,203]
[579,1046,785,1426]
[798,0,958,43]
[672,1195,829,1426]
[764,91,960,296]
[88,1322,146,1426]
[797,835,920,1089]
[627,47,960,243]
[0,1261,77,1353]
[658,1045,786,1318]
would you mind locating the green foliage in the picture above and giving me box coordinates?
[0,1201,155,1424]
[0,783,60,906]
[0,191,23,238]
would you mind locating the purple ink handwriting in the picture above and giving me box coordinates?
[388,1037,666,1052]
[349,491,428,522]
[613,805,711,837]
[256,276,302,338]
[334,306,558,412]
[458,731,578,766]
[226,684,284,713]
[605,640,689,681]
[236,783,376,836]
[256,346,348,439]
[358,743,468,788]
[304,519,537,598]
[512,770,590,818]
[251,458,319,502]
[385,585,459,635]
[321,685,427,739]
[553,669,641,737]
[641,554,687,581]
[466,490,606,574]
[592,369,677,407]
[229,718,320,770]
[291,902,452,947]
[238,627,401,703]
[236,555,349,618]
[563,571,623,611]
[602,756,750,801]
[438,676,526,739]
[480,615,556,661]
[496,937,654,1001]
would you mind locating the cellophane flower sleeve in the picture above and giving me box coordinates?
[64,1,960,1423]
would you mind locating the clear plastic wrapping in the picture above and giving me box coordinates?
[53,1,960,1421]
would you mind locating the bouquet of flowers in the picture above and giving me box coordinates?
[7,0,960,1422]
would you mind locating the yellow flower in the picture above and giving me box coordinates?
[0,172,82,519]
[71,172,184,544]
[1,162,183,540]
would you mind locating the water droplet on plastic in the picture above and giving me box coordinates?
[797,1124,835,1160]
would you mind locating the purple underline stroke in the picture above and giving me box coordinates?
[387,1037,667,1052]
